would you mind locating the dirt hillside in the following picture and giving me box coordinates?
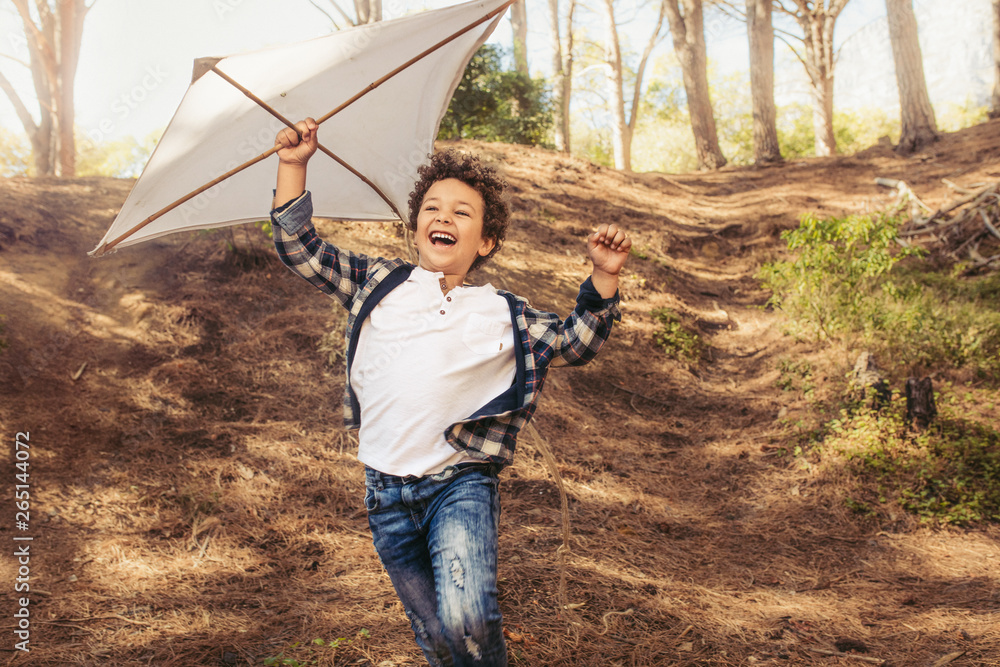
[2,122,1000,666]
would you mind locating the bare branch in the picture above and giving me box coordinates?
[324,0,357,27]
[710,0,745,22]
[0,67,38,134]
[0,52,31,69]
[306,0,342,29]
[773,24,804,43]
[775,31,809,71]
[772,0,800,18]
[628,0,667,131]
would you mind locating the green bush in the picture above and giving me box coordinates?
[825,393,1000,525]
[777,103,900,158]
[758,211,918,341]
[77,128,159,178]
[937,97,988,132]
[0,127,32,176]
[263,630,370,666]
[651,308,702,363]
[759,212,1000,378]
[439,44,553,146]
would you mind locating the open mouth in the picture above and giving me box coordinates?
[430,231,457,247]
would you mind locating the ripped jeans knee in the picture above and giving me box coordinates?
[366,464,507,667]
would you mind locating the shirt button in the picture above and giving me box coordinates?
[440,310,446,315]
[446,296,452,302]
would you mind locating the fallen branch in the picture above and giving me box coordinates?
[607,382,672,410]
[803,646,886,664]
[885,178,1000,272]
[875,178,933,215]
[926,182,998,220]
[929,651,966,667]
[943,178,984,195]
[961,252,1000,276]
[982,209,1000,241]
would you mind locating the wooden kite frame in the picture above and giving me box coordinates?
[92,0,515,256]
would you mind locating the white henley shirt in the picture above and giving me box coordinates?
[350,266,516,476]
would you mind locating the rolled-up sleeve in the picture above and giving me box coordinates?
[270,191,370,307]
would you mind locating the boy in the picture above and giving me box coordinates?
[271,117,630,666]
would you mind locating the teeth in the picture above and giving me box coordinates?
[431,231,456,244]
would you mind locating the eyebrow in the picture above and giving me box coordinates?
[423,196,480,211]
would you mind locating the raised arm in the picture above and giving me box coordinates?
[588,223,632,298]
[274,117,319,208]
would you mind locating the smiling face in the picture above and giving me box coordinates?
[414,178,496,283]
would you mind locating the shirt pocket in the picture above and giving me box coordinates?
[462,313,510,355]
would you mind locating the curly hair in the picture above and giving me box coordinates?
[407,149,510,273]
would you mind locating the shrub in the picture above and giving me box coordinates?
[438,44,553,146]
[758,211,918,342]
[824,393,1000,525]
[651,308,702,363]
[758,211,1000,378]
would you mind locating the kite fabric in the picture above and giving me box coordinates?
[90,0,511,256]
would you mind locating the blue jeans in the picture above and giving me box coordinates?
[365,463,507,667]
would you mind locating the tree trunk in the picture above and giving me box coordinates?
[905,377,936,429]
[780,0,850,157]
[811,68,836,156]
[5,0,91,177]
[989,0,1000,118]
[849,352,890,411]
[664,0,727,170]
[746,0,782,163]
[886,0,938,153]
[353,0,381,24]
[600,0,631,171]
[0,70,49,176]
[511,0,529,75]
[58,0,87,178]
[548,0,576,153]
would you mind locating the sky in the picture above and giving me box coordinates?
[0,0,890,145]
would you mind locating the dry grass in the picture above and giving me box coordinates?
[2,126,1000,665]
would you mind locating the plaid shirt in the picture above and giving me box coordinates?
[271,192,621,469]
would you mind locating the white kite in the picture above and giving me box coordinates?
[91,0,513,256]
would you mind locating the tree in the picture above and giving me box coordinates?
[438,45,552,146]
[663,0,727,170]
[0,1,94,177]
[310,0,381,27]
[511,0,529,75]
[989,0,1000,119]
[774,0,851,157]
[746,0,782,163]
[547,0,578,152]
[600,0,630,170]
[885,0,937,153]
[598,0,669,171]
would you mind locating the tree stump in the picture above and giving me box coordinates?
[848,352,891,410]
[905,377,936,429]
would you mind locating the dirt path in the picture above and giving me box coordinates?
[1,126,1000,666]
